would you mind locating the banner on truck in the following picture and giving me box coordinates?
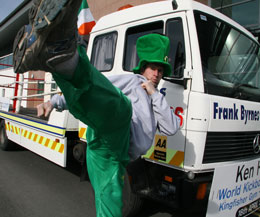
[207,158,260,217]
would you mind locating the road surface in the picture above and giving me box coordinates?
[0,147,177,217]
[1,147,258,217]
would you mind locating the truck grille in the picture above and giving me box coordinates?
[203,131,260,163]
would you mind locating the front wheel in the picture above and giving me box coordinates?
[123,173,143,217]
[0,120,14,151]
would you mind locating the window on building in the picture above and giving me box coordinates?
[37,81,44,98]
[51,78,58,92]
[0,54,13,70]
[211,0,260,32]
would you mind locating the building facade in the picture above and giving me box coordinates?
[87,0,208,20]
[209,0,260,40]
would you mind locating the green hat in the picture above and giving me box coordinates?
[132,34,172,77]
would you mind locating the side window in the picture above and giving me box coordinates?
[166,18,186,78]
[91,32,118,72]
[123,21,163,72]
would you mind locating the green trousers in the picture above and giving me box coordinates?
[53,46,132,217]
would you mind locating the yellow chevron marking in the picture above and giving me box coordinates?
[28,132,33,140]
[169,151,184,166]
[33,134,38,142]
[44,138,50,147]
[38,136,44,144]
[5,123,10,131]
[79,127,86,139]
[5,122,65,154]
[147,150,184,167]
[54,143,61,152]
[47,140,53,149]
[41,137,47,146]
[58,144,64,153]
[51,141,57,150]
[3,121,65,156]
[5,123,20,135]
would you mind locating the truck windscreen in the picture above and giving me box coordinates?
[194,11,260,102]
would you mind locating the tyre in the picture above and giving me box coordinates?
[0,120,13,151]
[123,172,143,217]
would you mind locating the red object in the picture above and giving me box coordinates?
[0,63,13,67]
[13,73,20,112]
[117,4,133,11]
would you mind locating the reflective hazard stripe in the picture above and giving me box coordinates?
[6,123,64,154]
[79,127,87,139]
[5,122,20,135]
[169,151,184,166]
[144,149,184,167]
[143,134,184,168]
[5,123,10,131]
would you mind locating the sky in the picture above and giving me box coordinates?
[0,0,24,22]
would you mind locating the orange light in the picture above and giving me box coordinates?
[117,4,133,11]
[128,175,132,184]
[55,139,60,143]
[196,183,208,200]
[164,176,173,183]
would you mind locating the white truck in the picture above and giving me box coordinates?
[1,0,260,216]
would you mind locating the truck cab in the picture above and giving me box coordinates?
[79,0,260,215]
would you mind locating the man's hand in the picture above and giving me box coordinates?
[37,101,53,117]
[141,80,156,95]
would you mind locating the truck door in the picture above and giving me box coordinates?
[123,12,192,169]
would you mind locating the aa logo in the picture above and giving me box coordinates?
[154,135,167,152]
[154,135,167,161]
[156,138,166,149]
